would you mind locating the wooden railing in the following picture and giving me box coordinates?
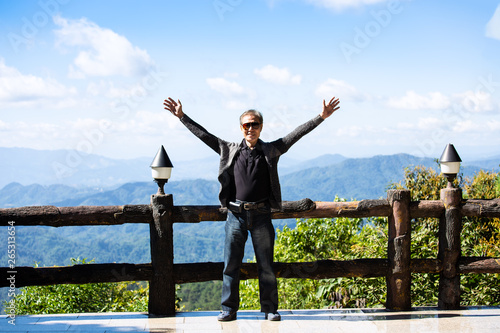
[1,188,500,316]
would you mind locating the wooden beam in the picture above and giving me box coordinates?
[149,194,175,316]
[3,257,497,289]
[0,205,152,227]
[459,257,500,273]
[438,187,462,310]
[3,198,500,227]
[386,189,412,311]
[0,263,151,288]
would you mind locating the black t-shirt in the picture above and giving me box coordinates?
[232,142,270,202]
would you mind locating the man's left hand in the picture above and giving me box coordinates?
[321,97,340,119]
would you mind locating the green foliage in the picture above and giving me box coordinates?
[14,280,149,315]
[496,174,500,198]
[239,165,500,310]
[176,281,222,311]
[6,258,178,315]
[462,169,500,256]
[392,165,500,306]
[460,169,500,306]
[240,197,388,310]
[388,164,446,305]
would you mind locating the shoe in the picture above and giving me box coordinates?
[265,312,281,321]
[217,311,237,321]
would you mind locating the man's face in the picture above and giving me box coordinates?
[240,114,263,147]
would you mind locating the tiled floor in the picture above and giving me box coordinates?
[2,307,500,332]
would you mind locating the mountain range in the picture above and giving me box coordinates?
[1,146,499,205]
[0,147,346,190]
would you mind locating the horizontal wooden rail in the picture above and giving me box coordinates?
[3,257,499,288]
[2,263,152,287]
[2,198,499,227]
[0,205,152,226]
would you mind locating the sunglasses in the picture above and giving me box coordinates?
[241,122,261,130]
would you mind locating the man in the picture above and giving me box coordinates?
[164,97,340,321]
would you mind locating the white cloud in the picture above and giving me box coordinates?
[267,0,389,10]
[205,77,257,110]
[486,119,500,131]
[452,120,481,133]
[0,58,77,108]
[306,0,389,10]
[386,90,498,113]
[486,5,500,40]
[336,125,366,137]
[387,91,451,110]
[54,16,155,78]
[416,117,446,130]
[0,121,68,148]
[206,77,245,95]
[224,100,248,110]
[396,117,447,131]
[315,78,368,101]
[254,65,302,85]
[456,90,496,113]
[0,109,176,155]
[224,72,240,79]
[87,80,150,100]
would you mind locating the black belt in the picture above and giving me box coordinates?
[242,202,267,210]
[229,200,268,213]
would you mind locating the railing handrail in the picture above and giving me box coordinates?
[2,197,500,226]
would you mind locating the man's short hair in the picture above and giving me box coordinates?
[240,109,263,125]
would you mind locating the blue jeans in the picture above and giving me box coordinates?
[221,207,278,313]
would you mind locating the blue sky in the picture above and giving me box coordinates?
[1,0,499,165]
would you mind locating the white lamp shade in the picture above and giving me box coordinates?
[150,145,173,180]
[440,161,460,175]
[439,143,461,175]
[151,166,172,180]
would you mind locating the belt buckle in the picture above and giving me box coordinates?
[243,203,252,210]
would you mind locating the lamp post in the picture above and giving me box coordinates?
[149,145,175,316]
[150,145,173,195]
[437,143,463,309]
[439,143,462,188]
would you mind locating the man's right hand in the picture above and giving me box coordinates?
[164,97,184,119]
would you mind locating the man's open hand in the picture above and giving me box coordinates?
[321,97,340,119]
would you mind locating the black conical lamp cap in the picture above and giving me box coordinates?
[439,143,462,163]
[151,145,173,168]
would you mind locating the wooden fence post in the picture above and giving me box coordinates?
[386,189,411,310]
[149,194,175,316]
[438,187,462,309]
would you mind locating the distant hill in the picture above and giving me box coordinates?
[0,147,222,189]
[1,146,497,190]
[0,179,223,268]
[465,154,500,171]
[0,147,153,189]
[0,147,339,189]
[282,153,434,200]
[279,153,346,175]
